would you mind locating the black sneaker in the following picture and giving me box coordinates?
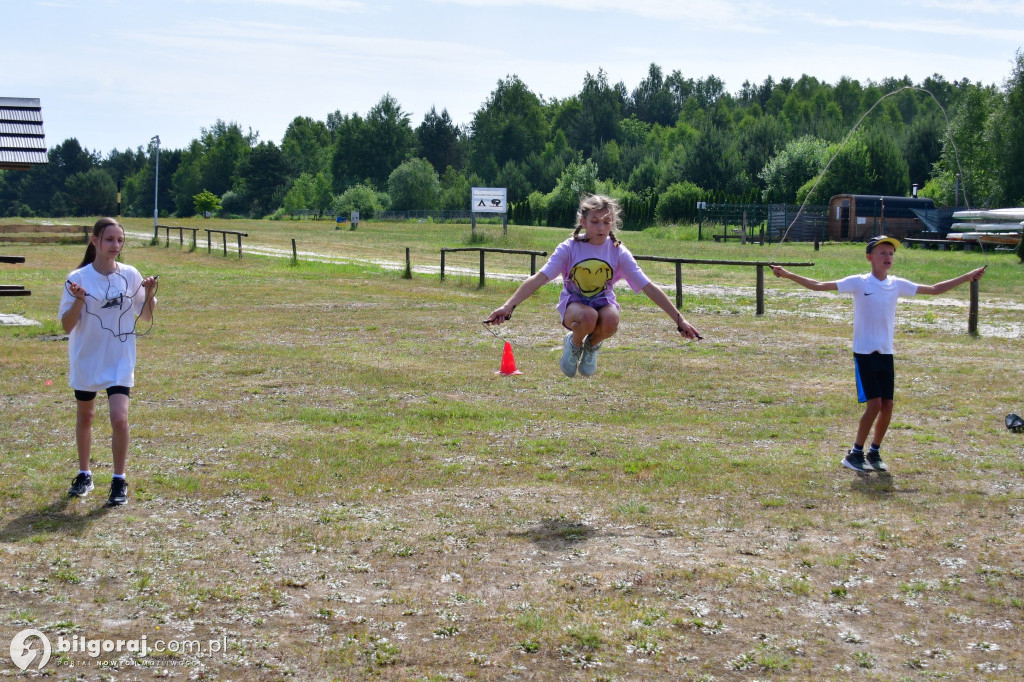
[107,478,128,506]
[68,472,94,497]
[866,450,888,472]
[842,450,872,472]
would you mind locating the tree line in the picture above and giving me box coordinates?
[2,51,1023,228]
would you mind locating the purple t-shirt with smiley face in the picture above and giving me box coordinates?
[539,237,651,318]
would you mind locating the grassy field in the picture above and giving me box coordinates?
[1,218,1023,680]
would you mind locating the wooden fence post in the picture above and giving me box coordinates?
[756,264,765,316]
[969,279,979,335]
[674,261,682,309]
[438,247,547,285]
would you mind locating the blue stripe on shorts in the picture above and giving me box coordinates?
[854,360,867,403]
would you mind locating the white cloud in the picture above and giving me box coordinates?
[431,0,779,26]
[793,10,1024,41]
[197,0,367,11]
[918,0,1024,16]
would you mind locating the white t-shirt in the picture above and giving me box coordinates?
[539,237,652,317]
[58,263,147,391]
[835,272,918,354]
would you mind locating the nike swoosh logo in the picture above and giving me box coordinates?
[863,292,873,296]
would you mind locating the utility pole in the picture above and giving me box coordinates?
[151,135,160,238]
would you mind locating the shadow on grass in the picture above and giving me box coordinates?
[508,517,597,551]
[849,473,920,496]
[0,496,113,542]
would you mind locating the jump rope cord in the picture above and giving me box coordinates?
[777,86,971,246]
[482,305,515,341]
[483,321,505,341]
[65,271,159,341]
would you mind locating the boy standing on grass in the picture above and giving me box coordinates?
[770,236,985,473]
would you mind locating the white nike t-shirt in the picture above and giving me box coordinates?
[835,272,918,354]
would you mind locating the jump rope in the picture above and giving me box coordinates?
[770,85,988,276]
[777,85,973,247]
[65,269,159,341]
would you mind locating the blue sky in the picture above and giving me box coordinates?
[7,0,1023,155]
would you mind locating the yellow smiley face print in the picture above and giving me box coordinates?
[569,259,613,298]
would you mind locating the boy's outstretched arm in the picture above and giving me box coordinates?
[915,266,986,296]
[770,265,838,292]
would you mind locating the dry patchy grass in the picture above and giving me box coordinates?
[1,228,1022,680]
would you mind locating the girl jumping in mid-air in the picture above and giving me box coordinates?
[59,218,158,506]
[486,194,700,377]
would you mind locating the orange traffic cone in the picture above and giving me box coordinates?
[496,341,522,375]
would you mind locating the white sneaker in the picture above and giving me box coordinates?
[578,336,602,376]
[559,332,584,377]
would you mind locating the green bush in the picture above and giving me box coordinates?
[387,158,440,211]
[221,191,246,215]
[193,189,222,215]
[655,182,704,224]
[6,202,34,218]
[332,183,387,219]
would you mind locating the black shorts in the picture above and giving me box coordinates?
[853,353,894,403]
[74,386,131,402]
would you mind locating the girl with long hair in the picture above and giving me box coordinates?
[59,218,158,506]
[486,194,700,377]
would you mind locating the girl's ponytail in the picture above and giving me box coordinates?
[78,217,121,269]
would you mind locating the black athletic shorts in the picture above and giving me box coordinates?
[853,352,894,403]
[74,386,131,402]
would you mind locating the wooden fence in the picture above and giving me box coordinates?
[159,224,199,249]
[1,255,29,297]
[437,248,812,316]
[634,257,814,315]
[440,247,548,287]
[206,229,248,257]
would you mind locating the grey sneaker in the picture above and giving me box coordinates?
[107,478,128,507]
[578,336,602,377]
[842,450,872,472]
[866,450,888,472]
[68,472,94,497]
[559,332,584,377]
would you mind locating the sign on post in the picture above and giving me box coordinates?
[472,187,507,213]
[350,210,360,231]
[471,187,508,236]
